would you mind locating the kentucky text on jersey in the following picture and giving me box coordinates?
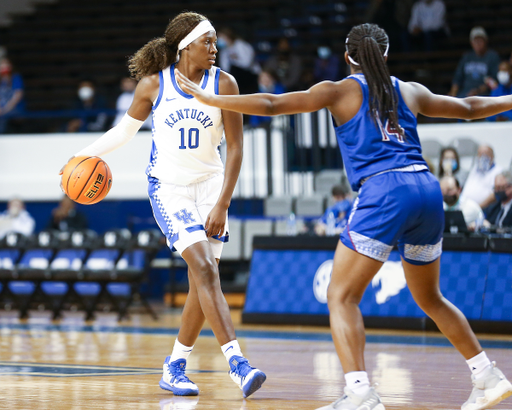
[164,108,214,129]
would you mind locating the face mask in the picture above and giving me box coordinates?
[442,158,457,173]
[317,46,332,59]
[78,86,94,101]
[8,203,22,217]
[476,155,492,173]
[0,67,12,76]
[494,190,508,202]
[216,37,227,49]
[443,194,458,206]
[497,70,510,85]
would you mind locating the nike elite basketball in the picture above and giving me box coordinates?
[61,156,112,205]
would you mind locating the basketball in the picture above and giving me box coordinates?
[61,156,113,205]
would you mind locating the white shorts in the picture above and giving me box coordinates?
[148,173,228,259]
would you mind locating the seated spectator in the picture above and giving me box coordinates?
[0,57,25,134]
[486,61,512,122]
[408,0,447,51]
[461,144,503,208]
[314,184,352,236]
[67,80,108,133]
[264,37,302,91]
[112,77,151,129]
[0,198,35,239]
[483,171,512,229]
[437,146,468,186]
[249,70,284,127]
[448,27,500,98]
[440,176,484,230]
[47,196,88,232]
[217,27,260,95]
[313,45,341,82]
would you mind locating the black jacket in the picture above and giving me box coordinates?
[484,200,512,227]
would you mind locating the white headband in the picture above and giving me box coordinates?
[345,37,389,66]
[178,20,215,51]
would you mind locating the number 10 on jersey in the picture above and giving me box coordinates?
[179,128,199,149]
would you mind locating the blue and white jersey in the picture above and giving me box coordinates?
[147,63,224,186]
[334,73,428,191]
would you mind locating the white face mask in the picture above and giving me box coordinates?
[497,71,510,85]
[78,86,94,101]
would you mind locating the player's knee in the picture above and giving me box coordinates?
[191,258,219,287]
[327,284,360,307]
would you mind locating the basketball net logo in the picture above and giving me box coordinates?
[85,173,105,199]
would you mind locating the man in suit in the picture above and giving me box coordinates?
[484,171,512,228]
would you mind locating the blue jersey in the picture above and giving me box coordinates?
[334,74,428,191]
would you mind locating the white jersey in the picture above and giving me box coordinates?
[147,64,224,185]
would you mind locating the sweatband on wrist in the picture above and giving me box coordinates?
[74,113,144,157]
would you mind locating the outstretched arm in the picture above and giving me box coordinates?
[175,68,338,116]
[405,81,512,120]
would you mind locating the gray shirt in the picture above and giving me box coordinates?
[452,49,500,97]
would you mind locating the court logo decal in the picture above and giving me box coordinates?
[371,260,406,304]
[313,259,334,304]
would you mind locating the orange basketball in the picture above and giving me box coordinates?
[61,156,113,205]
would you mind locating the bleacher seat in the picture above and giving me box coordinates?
[295,195,325,217]
[314,170,344,197]
[243,219,273,260]
[264,196,293,217]
[222,218,243,261]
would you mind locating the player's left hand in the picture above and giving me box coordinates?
[204,204,227,238]
[175,69,213,106]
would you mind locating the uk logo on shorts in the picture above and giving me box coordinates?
[173,209,196,224]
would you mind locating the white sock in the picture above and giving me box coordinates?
[345,371,370,396]
[467,351,492,380]
[221,340,243,362]
[169,339,194,362]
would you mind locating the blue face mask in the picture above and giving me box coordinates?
[477,155,492,173]
[317,46,332,59]
[216,37,227,50]
[442,158,458,173]
[494,190,508,202]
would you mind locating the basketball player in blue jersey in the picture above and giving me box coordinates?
[61,12,265,399]
[176,23,512,410]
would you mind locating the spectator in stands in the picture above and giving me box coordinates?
[440,176,484,230]
[112,77,151,129]
[249,70,284,127]
[0,198,35,239]
[67,80,109,133]
[0,57,25,134]
[437,146,468,186]
[264,37,302,91]
[47,196,88,232]
[461,144,503,208]
[448,27,500,98]
[314,184,352,236]
[217,27,260,95]
[408,0,447,51]
[313,45,341,82]
[483,171,512,229]
[486,61,512,122]
[394,0,415,52]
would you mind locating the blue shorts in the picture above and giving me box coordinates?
[341,170,444,265]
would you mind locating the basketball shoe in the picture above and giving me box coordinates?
[316,387,385,410]
[228,355,266,398]
[159,357,199,396]
[462,362,512,410]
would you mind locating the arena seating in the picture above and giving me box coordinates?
[0,229,162,320]
[1,0,511,130]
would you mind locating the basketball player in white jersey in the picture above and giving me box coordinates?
[61,12,266,398]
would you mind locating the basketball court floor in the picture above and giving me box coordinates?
[1,308,512,410]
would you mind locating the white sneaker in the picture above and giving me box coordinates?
[159,357,199,396]
[316,387,385,410]
[228,355,266,398]
[462,362,512,410]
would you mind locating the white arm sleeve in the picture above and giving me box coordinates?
[74,113,144,157]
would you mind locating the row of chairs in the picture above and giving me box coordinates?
[0,229,163,320]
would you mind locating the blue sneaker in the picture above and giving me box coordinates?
[159,357,199,396]
[228,355,266,398]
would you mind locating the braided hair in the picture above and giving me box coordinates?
[128,12,208,80]
[345,24,401,136]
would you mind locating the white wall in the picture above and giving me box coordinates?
[1,122,511,202]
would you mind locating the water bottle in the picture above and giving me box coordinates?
[326,211,336,236]
[286,212,297,236]
[474,211,484,233]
